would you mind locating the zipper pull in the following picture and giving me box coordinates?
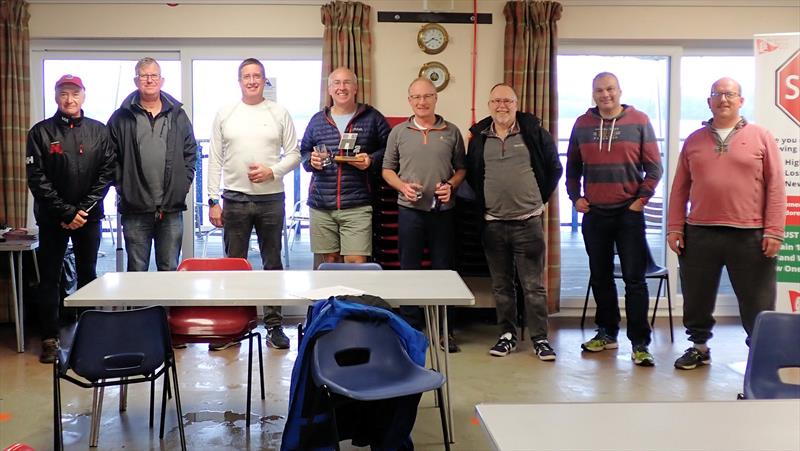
[79,144,84,154]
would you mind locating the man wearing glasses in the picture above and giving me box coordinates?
[206,58,301,350]
[668,77,785,370]
[382,77,466,352]
[465,84,562,361]
[108,57,197,272]
[300,67,390,266]
[566,72,662,367]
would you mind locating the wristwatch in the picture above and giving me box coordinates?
[208,198,220,207]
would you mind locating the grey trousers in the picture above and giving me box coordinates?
[679,225,777,344]
[482,216,549,341]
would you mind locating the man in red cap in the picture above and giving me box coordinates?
[26,75,115,363]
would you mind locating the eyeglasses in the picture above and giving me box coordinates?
[241,74,264,82]
[490,98,517,106]
[409,93,437,101]
[137,73,161,81]
[710,91,740,100]
[330,79,355,87]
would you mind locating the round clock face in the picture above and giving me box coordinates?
[417,23,448,55]
[419,62,450,92]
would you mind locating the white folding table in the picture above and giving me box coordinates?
[475,399,800,451]
[0,239,39,352]
[66,269,475,441]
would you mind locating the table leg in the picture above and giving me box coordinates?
[441,305,454,443]
[9,252,24,353]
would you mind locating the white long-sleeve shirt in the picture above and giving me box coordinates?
[207,99,301,199]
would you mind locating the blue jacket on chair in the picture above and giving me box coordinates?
[281,298,428,451]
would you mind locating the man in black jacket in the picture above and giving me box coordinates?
[107,57,197,272]
[26,75,115,363]
[466,84,562,361]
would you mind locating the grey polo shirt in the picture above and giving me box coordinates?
[482,123,543,220]
[383,116,466,211]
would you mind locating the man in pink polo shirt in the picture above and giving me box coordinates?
[668,77,786,370]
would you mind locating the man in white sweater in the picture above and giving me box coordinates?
[207,58,301,349]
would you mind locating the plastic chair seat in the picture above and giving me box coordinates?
[169,306,257,337]
[743,311,800,399]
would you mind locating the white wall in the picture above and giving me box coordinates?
[29,1,800,132]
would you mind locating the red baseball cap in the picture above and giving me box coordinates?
[55,74,85,90]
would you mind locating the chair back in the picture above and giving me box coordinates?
[178,257,252,271]
[317,262,383,271]
[743,311,800,399]
[65,306,171,382]
[312,318,443,400]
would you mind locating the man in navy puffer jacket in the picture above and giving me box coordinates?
[300,67,390,264]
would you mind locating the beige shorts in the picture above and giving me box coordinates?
[309,205,373,256]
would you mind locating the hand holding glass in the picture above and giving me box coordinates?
[313,144,332,168]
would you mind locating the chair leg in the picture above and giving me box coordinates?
[149,377,155,428]
[170,362,187,451]
[257,332,265,400]
[246,334,254,428]
[581,283,591,329]
[651,278,663,328]
[666,274,674,342]
[322,386,340,451]
[89,386,105,447]
[53,361,63,451]
[436,387,451,451]
[160,370,169,438]
[119,378,128,412]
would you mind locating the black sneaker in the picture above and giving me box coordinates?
[533,339,556,361]
[674,347,711,370]
[489,333,517,357]
[40,338,59,364]
[439,334,461,353]
[266,326,290,349]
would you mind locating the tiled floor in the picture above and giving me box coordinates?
[1,315,756,450]
[1,227,748,450]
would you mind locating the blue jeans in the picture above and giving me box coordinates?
[397,207,454,331]
[121,211,183,272]
[582,208,651,346]
[222,198,285,327]
[482,216,548,341]
[36,221,102,338]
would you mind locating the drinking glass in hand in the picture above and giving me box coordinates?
[313,144,332,168]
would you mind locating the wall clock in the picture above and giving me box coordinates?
[417,22,449,55]
[419,61,450,92]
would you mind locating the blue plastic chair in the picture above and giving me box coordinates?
[53,306,185,450]
[299,262,383,344]
[311,318,450,451]
[317,262,383,271]
[742,311,800,399]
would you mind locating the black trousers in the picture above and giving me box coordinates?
[36,221,101,339]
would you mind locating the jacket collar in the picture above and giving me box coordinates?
[54,110,83,127]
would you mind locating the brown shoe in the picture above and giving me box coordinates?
[39,338,59,364]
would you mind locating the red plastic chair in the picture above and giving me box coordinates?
[168,257,264,427]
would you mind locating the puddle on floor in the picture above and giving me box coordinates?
[167,410,285,449]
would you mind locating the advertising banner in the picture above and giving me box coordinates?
[755,33,800,312]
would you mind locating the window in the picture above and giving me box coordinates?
[557,54,671,298]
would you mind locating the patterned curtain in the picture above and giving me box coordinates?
[503,0,563,312]
[320,1,372,108]
[0,0,30,228]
